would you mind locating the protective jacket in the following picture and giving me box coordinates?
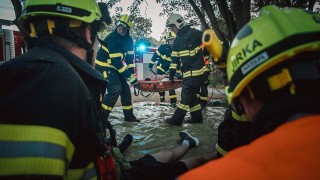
[0,39,110,179]
[167,26,208,124]
[96,30,135,79]
[149,44,172,74]
[95,30,136,121]
[180,115,320,179]
[169,26,208,78]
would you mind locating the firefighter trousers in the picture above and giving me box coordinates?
[102,69,135,119]
[157,69,176,104]
[169,75,205,124]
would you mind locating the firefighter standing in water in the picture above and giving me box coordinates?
[180,5,320,179]
[149,31,178,106]
[0,0,118,178]
[165,14,209,126]
[96,14,139,122]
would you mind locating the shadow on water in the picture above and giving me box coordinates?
[108,101,227,161]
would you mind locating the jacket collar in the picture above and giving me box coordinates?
[27,38,108,86]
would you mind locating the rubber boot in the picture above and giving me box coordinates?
[165,108,186,126]
[186,109,203,124]
[159,92,165,102]
[200,100,207,109]
[123,109,140,122]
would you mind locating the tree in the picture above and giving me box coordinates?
[156,0,319,47]
[104,0,158,46]
[130,16,153,42]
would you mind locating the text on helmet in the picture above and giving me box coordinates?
[231,39,262,72]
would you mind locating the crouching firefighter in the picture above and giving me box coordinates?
[96,14,140,122]
[0,0,125,179]
[149,31,178,106]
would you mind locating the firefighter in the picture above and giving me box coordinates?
[180,5,320,179]
[149,31,177,106]
[165,14,209,126]
[96,14,140,122]
[0,0,118,178]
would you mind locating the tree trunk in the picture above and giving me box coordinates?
[200,0,227,43]
[218,0,237,43]
[187,0,209,29]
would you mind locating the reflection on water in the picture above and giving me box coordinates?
[108,101,227,161]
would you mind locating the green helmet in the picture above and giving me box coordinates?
[115,14,133,29]
[18,0,102,35]
[226,5,320,104]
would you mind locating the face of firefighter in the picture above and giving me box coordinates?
[238,94,264,121]
[167,39,174,46]
[116,26,129,36]
[169,25,179,35]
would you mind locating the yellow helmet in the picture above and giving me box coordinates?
[165,32,176,41]
[115,14,133,29]
[226,5,320,105]
[18,0,102,36]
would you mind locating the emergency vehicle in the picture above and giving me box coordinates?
[134,44,158,80]
[0,0,26,64]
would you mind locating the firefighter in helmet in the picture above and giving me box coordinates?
[149,31,178,106]
[96,14,140,122]
[181,5,320,179]
[0,0,118,178]
[165,14,210,126]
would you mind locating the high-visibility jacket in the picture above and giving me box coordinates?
[169,26,208,79]
[95,30,135,79]
[149,44,172,74]
[0,38,110,179]
[180,115,320,179]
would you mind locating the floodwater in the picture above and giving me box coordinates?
[108,101,227,161]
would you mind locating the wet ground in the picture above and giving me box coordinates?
[109,87,227,161]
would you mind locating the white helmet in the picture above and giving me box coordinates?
[166,14,186,29]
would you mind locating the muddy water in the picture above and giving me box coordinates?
[108,102,227,161]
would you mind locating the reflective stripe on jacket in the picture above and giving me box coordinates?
[96,30,135,78]
[0,41,108,178]
[150,44,172,74]
[170,26,206,78]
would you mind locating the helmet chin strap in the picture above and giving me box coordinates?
[85,22,100,66]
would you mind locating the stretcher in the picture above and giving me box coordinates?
[133,79,183,97]
[137,79,183,92]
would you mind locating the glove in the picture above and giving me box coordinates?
[175,73,183,80]
[127,74,138,85]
